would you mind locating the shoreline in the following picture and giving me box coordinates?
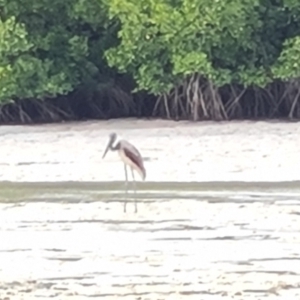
[0,119,299,183]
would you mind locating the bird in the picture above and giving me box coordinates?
[102,132,146,213]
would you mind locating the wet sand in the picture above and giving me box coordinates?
[0,119,299,182]
[0,184,300,299]
[0,119,300,299]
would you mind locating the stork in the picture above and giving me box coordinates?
[102,132,146,212]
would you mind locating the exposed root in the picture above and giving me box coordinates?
[1,76,300,124]
[284,80,300,119]
[224,85,246,118]
[0,81,138,124]
[152,74,229,121]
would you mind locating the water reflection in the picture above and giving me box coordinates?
[0,182,299,298]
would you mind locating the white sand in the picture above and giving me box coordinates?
[0,119,299,182]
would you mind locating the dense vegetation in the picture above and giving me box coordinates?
[0,0,300,123]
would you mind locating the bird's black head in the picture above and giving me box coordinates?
[102,132,117,159]
[109,132,117,142]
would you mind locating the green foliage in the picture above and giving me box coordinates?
[270,0,300,82]
[1,0,300,120]
[0,16,33,102]
[105,0,300,92]
[0,0,114,104]
[272,37,300,80]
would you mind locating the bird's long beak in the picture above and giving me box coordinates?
[102,139,111,159]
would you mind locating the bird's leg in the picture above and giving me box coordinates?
[130,167,137,213]
[124,163,128,213]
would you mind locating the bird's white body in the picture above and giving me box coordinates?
[102,132,146,213]
[118,148,144,180]
[116,139,145,180]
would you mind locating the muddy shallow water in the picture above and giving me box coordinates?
[0,119,300,299]
[1,182,300,299]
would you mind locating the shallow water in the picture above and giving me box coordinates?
[1,119,300,299]
[1,182,300,299]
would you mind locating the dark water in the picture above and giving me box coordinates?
[0,182,300,299]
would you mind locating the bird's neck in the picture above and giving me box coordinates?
[110,140,120,151]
